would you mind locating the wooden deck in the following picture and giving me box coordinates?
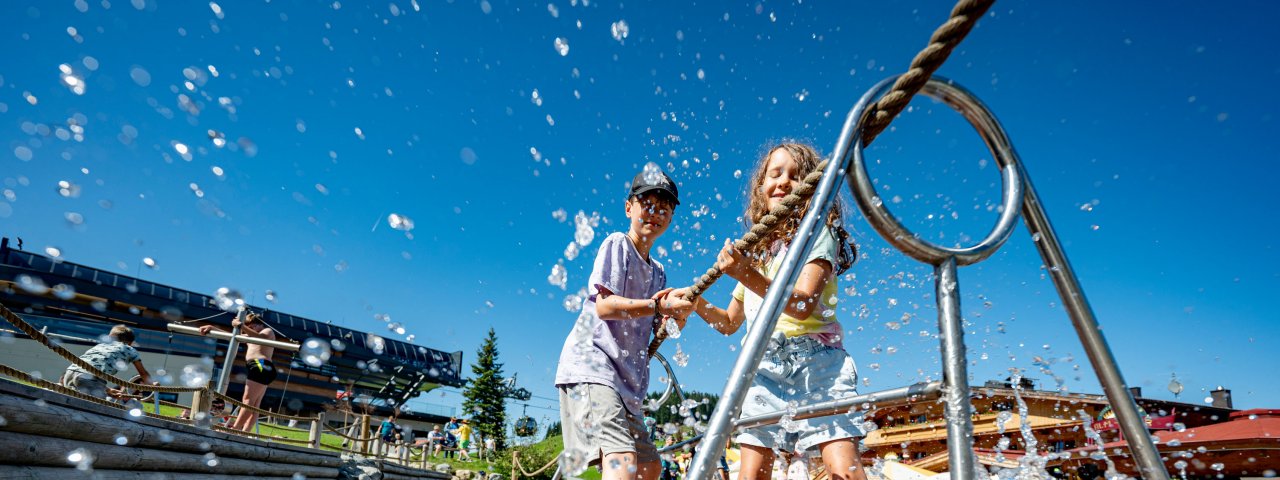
[0,380,450,479]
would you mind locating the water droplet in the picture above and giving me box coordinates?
[610,20,629,42]
[672,343,689,367]
[548,263,568,289]
[67,448,95,471]
[301,338,332,367]
[16,274,49,295]
[554,37,570,56]
[388,213,415,231]
[13,145,33,162]
[213,287,243,311]
[180,363,212,388]
[367,334,386,355]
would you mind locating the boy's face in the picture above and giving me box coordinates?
[626,192,675,242]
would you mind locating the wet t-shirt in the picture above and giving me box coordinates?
[555,232,666,415]
[733,226,844,347]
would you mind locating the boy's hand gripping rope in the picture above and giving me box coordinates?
[647,0,995,358]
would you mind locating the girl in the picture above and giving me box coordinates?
[686,143,865,480]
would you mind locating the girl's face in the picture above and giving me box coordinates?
[760,148,803,210]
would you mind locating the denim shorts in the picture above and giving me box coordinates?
[735,334,865,453]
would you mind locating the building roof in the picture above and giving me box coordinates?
[0,241,465,410]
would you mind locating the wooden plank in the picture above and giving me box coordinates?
[0,430,337,477]
[0,466,311,479]
[0,380,341,467]
[0,380,448,479]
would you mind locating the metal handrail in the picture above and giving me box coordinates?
[658,381,942,455]
[686,76,1168,480]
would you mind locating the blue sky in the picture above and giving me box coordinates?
[2,0,1277,433]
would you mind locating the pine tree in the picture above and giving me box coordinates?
[462,327,508,451]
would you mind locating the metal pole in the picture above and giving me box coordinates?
[660,382,943,454]
[1018,171,1169,479]
[215,307,246,395]
[685,83,885,480]
[167,323,300,351]
[936,257,978,479]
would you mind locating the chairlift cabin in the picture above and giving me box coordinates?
[514,404,537,437]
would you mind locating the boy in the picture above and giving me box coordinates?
[60,324,151,401]
[198,310,277,432]
[554,166,696,480]
[456,418,473,461]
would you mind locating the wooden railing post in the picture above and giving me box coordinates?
[309,412,325,449]
[358,414,370,454]
[190,388,212,426]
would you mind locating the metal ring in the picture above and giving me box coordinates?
[647,350,684,413]
[847,76,1024,266]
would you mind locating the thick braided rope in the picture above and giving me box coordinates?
[210,389,318,422]
[647,0,995,358]
[0,301,203,394]
[0,363,183,424]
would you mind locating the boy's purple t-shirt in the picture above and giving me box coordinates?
[555,232,666,415]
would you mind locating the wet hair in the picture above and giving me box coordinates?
[741,142,856,274]
[109,325,136,344]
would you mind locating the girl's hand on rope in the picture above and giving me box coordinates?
[716,239,751,280]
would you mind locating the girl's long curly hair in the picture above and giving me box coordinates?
[742,142,856,274]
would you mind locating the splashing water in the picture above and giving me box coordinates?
[387,213,415,231]
[641,161,664,185]
[548,263,568,290]
[573,211,598,246]
[367,333,386,355]
[301,338,332,367]
[554,37,570,56]
[611,20,629,42]
[180,363,212,388]
[672,343,689,367]
[663,317,681,340]
[213,287,243,311]
[16,274,49,295]
[67,448,95,471]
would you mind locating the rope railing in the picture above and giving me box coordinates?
[211,424,311,445]
[0,363,175,423]
[647,0,995,356]
[511,450,561,480]
[0,301,202,394]
[323,423,376,443]
[209,389,318,423]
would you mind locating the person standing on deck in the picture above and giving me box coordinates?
[199,311,278,432]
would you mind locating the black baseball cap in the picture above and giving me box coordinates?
[629,168,680,205]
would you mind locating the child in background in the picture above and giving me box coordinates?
[554,164,696,480]
[60,324,151,401]
[456,418,473,461]
[679,143,866,480]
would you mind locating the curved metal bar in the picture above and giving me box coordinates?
[646,350,686,413]
[684,75,894,480]
[848,76,1024,266]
